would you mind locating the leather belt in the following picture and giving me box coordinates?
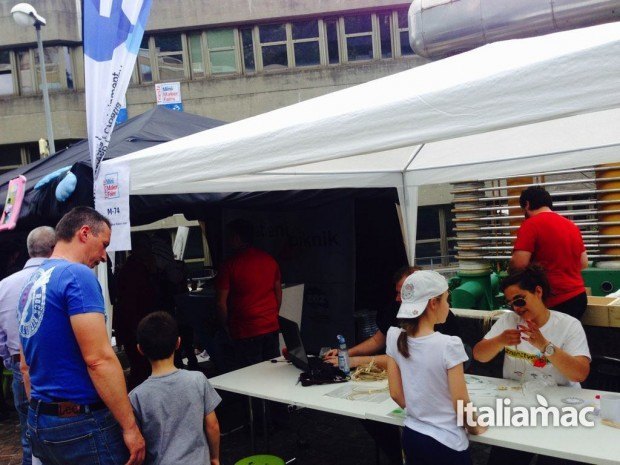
[30,399,107,417]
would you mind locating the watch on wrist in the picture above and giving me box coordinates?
[543,342,556,357]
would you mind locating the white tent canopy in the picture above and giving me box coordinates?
[105,22,620,261]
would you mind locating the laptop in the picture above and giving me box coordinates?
[278,316,331,372]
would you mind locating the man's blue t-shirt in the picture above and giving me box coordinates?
[18,259,106,404]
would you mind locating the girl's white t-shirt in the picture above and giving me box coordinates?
[386,326,469,451]
[484,310,590,387]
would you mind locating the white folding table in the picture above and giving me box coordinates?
[210,360,620,464]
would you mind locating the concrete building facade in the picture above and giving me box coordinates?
[0,0,454,262]
[0,1,424,168]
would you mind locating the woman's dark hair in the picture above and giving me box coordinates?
[501,264,550,300]
[137,311,179,361]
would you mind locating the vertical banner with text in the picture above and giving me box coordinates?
[94,162,131,252]
[85,0,152,250]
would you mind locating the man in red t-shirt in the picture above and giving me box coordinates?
[511,186,588,319]
[216,219,282,369]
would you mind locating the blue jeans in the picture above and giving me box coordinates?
[402,427,472,465]
[26,402,128,465]
[9,360,31,465]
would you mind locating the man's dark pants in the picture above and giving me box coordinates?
[233,331,280,369]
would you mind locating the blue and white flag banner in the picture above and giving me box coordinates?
[84,0,152,181]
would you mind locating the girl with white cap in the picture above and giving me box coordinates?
[386,270,485,465]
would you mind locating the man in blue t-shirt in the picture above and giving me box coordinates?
[19,207,145,465]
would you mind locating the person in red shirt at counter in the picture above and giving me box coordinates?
[216,219,282,369]
[510,186,588,320]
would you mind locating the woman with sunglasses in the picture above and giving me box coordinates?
[473,264,590,387]
[473,265,591,465]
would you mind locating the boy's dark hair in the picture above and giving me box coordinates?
[226,218,254,244]
[136,311,179,361]
[56,207,111,242]
[519,186,553,210]
[501,264,550,300]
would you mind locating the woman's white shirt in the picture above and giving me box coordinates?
[484,310,590,388]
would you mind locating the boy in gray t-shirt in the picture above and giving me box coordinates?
[129,312,221,465]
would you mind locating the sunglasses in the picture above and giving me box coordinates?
[504,297,526,310]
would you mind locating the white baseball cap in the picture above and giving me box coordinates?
[397,270,448,319]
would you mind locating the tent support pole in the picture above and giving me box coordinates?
[398,173,419,265]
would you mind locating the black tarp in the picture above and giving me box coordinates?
[0,107,226,228]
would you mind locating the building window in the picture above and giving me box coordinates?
[15,46,75,94]
[259,23,288,70]
[154,34,186,81]
[63,47,74,89]
[188,33,205,79]
[378,13,393,58]
[17,50,35,94]
[35,46,62,90]
[0,51,14,96]
[206,28,237,74]
[325,18,340,65]
[291,20,320,67]
[396,10,414,56]
[240,27,256,73]
[343,14,374,62]
[0,144,24,175]
[27,141,41,163]
[138,36,153,83]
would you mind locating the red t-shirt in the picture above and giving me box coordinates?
[216,247,281,339]
[513,211,585,308]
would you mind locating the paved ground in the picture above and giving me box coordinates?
[0,411,23,465]
[214,402,491,465]
[0,396,490,465]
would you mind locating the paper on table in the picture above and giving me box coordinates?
[325,384,390,403]
[466,375,498,391]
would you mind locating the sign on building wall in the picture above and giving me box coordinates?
[155,82,184,111]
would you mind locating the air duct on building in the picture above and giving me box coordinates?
[409,0,620,59]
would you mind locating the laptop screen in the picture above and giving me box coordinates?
[278,316,309,371]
